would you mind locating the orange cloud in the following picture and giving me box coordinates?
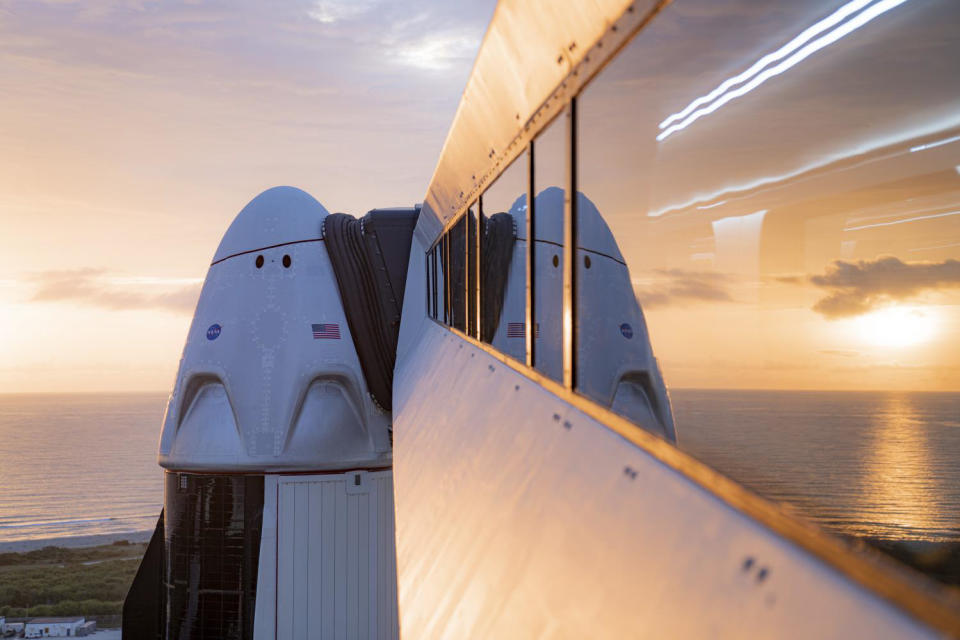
[810,257,960,318]
[634,269,736,308]
[28,268,200,313]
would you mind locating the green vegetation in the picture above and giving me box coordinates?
[0,540,146,620]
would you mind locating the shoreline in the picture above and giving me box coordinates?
[0,529,153,554]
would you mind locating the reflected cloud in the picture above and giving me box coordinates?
[810,256,960,318]
[27,268,201,313]
[633,269,736,308]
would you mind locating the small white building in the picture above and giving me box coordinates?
[24,617,85,638]
[3,618,27,635]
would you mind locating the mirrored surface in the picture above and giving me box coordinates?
[533,116,567,382]
[480,156,526,362]
[577,0,960,581]
[443,216,468,333]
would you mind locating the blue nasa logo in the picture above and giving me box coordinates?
[206,324,222,341]
[620,323,633,339]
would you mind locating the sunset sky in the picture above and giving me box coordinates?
[2,0,958,394]
[0,0,494,392]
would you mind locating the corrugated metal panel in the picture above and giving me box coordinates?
[274,471,398,640]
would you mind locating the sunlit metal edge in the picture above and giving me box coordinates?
[525,143,535,368]
[424,318,960,635]
[425,0,671,242]
[562,100,577,390]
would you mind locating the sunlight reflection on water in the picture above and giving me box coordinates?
[676,389,960,542]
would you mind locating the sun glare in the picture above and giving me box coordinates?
[854,306,939,348]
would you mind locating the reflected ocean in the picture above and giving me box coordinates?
[0,390,958,547]
[675,389,960,543]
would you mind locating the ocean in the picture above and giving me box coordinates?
[0,390,957,549]
[0,393,165,547]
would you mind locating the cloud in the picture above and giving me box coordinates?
[809,256,960,318]
[28,268,201,313]
[0,0,492,83]
[307,0,379,24]
[304,3,485,72]
[634,269,736,308]
[394,30,480,71]
[774,275,803,284]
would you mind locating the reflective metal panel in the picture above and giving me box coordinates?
[533,116,568,382]
[577,0,960,582]
[480,156,528,362]
[417,0,663,244]
[467,207,479,338]
[442,218,468,332]
[393,321,951,638]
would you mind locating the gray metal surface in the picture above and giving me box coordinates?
[393,321,939,638]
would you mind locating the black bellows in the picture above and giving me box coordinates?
[323,209,419,411]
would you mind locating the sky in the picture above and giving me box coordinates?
[2,0,957,395]
[0,0,495,392]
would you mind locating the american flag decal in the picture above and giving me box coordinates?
[312,323,341,339]
[506,322,539,338]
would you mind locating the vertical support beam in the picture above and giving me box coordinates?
[525,142,536,369]
[431,247,438,319]
[444,235,450,325]
[464,213,470,334]
[476,196,484,340]
[562,99,577,390]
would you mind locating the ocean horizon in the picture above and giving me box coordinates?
[1,389,958,549]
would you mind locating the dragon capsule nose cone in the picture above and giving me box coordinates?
[212,186,329,263]
[157,187,392,473]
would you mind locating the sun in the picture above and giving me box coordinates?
[853,306,939,348]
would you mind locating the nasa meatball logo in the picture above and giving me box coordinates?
[620,323,633,339]
[206,324,222,341]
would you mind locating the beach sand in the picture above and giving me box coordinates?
[0,529,153,553]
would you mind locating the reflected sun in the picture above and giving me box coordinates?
[854,306,938,348]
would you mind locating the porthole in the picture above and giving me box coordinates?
[584,255,591,269]
[255,255,264,269]
[552,254,559,268]
[282,254,292,268]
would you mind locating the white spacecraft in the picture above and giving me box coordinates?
[124,187,418,638]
